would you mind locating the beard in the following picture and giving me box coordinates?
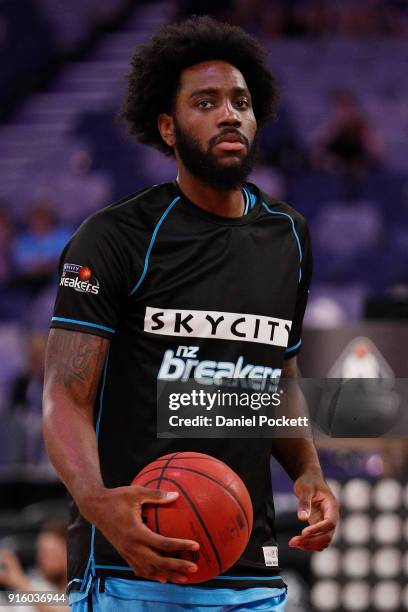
[173,118,258,191]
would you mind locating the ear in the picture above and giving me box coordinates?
[158,113,176,149]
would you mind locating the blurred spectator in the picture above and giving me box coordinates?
[186,0,408,38]
[312,90,384,199]
[10,329,49,475]
[0,520,68,611]
[36,148,113,228]
[324,91,381,163]
[11,201,71,295]
[0,206,30,322]
[259,3,285,39]
[382,0,408,36]
[9,288,60,487]
[336,0,408,37]
[0,287,64,508]
[303,0,335,36]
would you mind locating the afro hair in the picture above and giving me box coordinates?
[121,15,279,156]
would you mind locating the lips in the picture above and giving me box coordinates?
[215,133,246,152]
[216,133,246,145]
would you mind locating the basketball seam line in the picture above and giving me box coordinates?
[154,454,178,534]
[143,475,223,575]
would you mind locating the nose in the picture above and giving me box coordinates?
[217,99,241,128]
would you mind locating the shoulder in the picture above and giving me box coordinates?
[260,192,308,228]
[249,182,309,236]
[70,182,177,241]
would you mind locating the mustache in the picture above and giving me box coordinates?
[208,129,249,149]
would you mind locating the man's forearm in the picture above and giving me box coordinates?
[43,329,109,518]
[276,356,324,482]
[43,389,105,511]
[271,437,323,482]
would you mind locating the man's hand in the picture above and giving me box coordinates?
[288,470,339,552]
[79,485,200,584]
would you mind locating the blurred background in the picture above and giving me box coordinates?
[0,0,407,610]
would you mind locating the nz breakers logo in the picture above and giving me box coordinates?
[157,345,282,388]
[144,307,289,386]
[60,263,100,295]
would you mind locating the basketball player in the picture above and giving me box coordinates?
[43,16,339,611]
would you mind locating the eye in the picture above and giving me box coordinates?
[197,99,213,109]
[235,98,250,109]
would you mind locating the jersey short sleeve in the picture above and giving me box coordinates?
[284,222,312,359]
[51,214,131,339]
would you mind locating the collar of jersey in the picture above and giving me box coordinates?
[172,180,261,226]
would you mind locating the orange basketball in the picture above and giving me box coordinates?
[132,451,253,583]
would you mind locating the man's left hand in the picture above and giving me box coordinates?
[289,470,339,552]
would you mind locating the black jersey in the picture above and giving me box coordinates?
[51,181,312,593]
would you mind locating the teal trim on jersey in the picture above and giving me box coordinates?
[129,196,180,296]
[51,317,115,334]
[244,185,257,209]
[262,202,303,282]
[243,187,250,215]
[80,562,92,591]
[285,339,302,353]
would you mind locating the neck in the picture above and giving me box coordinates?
[176,166,244,218]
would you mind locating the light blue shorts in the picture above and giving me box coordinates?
[69,577,287,611]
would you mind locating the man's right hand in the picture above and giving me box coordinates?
[78,485,200,584]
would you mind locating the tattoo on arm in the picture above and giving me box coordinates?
[46,329,109,405]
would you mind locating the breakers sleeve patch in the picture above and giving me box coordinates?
[51,215,132,338]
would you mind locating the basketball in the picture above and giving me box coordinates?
[132,452,253,583]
